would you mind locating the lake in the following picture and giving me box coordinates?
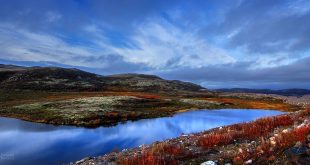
[0,109,284,165]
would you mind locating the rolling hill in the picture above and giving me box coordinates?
[0,64,205,92]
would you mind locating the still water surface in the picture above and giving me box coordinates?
[0,109,284,165]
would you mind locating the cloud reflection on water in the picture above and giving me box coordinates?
[0,109,284,165]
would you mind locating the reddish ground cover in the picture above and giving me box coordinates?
[114,108,310,165]
[205,97,295,111]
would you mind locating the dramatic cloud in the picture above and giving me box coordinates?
[0,0,309,89]
[203,0,310,54]
[157,57,310,89]
[0,19,235,69]
[106,19,236,69]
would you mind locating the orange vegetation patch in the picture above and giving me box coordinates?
[45,92,161,100]
[204,97,294,111]
[118,92,161,99]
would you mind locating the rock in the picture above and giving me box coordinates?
[207,149,219,154]
[75,157,92,164]
[245,159,252,164]
[297,123,306,128]
[201,160,217,165]
[269,137,276,146]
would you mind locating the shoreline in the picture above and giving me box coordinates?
[0,107,286,128]
[0,91,297,128]
[73,107,310,165]
[0,90,307,164]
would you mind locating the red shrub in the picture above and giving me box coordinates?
[198,133,232,148]
[119,152,179,165]
[233,124,310,164]
[198,115,294,149]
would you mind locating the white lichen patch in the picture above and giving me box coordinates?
[179,99,220,106]
[13,96,139,115]
[14,102,47,109]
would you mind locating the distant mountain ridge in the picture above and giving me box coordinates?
[215,88,310,96]
[0,64,205,92]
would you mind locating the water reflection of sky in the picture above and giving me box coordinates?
[0,109,284,165]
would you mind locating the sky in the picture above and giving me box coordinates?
[0,0,309,89]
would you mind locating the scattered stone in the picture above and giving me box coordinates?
[245,159,252,164]
[200,160,217,165]
[75,157,93,164]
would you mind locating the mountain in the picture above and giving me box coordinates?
[215,88,310,96]
[0,64,205,92]
[104,73,204,92]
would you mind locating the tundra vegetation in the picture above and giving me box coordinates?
[0,65,308,164]
[75,108,310,165]
[0,90,296,127]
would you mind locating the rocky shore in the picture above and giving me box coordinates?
[73,108,310,165]
[71,96,309,165]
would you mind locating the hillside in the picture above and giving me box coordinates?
[0,66,105,91]
[104,73,204,92]
[0,64,205,92]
